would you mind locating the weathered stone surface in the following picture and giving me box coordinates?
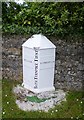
[78,64,83,71]
[2,35,83,90]
[13,85,66,112]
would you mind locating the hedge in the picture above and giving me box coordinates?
[2,2,84,38]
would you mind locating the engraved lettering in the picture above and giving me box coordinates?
[34,47,39,89]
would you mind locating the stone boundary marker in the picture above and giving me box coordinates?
[2,35,83,90]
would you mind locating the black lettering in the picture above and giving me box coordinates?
[34,48,39,89]
[34,80,38,88]
[34,77,38,79]
[34,60,38,61]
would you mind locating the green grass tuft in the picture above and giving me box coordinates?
[0,80,2,119]
[2,79,83,119]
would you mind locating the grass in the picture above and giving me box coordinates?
[0,80,2,119]
[2,79,84,119]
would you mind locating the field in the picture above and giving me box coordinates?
[2,79,84,119]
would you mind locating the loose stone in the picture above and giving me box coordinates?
[13,85,66,112]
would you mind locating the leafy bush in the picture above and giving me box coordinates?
[2,2,84,38]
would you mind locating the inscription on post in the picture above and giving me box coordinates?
[34,47,39,89]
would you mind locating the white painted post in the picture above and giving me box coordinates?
[22,34,56,93]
